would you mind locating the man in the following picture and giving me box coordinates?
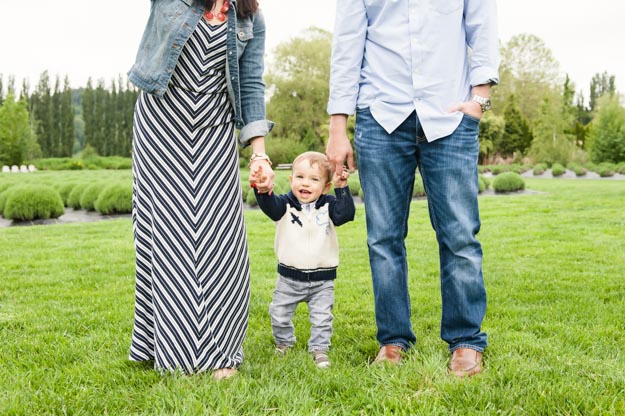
[326,0,500,377]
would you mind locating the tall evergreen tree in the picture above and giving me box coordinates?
[93,79,108,155]
[499,94,533,157]
[31,71,53,157]
[6,76,16,97]
[588,95,625,164]
[51,76,62,156]
[477,112,505,164]
[589,71,616,112]
[82,78,96,153]
[60,76,75,156]
[123,79,139,157]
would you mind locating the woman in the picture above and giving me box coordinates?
[128,0,274,379]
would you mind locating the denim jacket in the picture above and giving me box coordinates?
[128,0,273,146]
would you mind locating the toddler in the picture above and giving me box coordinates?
[252,151,355,368]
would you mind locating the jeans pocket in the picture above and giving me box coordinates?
[462,113,482,124]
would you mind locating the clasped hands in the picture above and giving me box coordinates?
[248,160,275,194]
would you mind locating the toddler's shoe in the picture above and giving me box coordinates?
[312,350,331,369]
[275,344,291,356]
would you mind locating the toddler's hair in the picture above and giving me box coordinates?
[292,151,332,183]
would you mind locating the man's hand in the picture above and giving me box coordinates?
[326,114,355,174]
[449,100,483,120]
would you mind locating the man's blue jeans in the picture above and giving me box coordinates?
[354,108,487,352]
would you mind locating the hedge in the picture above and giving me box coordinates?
[94,183,133,214]
[67,183,90,209]
[551,163,566,177]
[492,172,525,193]
[533,163,548,175]
[79,183,107,211]
[3,185,64,221]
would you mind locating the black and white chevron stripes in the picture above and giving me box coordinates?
[129,21,249,374]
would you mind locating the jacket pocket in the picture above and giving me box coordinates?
[154,0,188,20]
[236,24,254,42]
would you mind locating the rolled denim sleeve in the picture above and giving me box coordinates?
[237,9,274,147]
[464,0,500,86]
[327,0,367,116]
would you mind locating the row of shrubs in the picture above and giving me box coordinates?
[0,180,132,221]
[480,161,625,177]
[1,168,528,221]
[28,156,133,171]
[241,170,526,208]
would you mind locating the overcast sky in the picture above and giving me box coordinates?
[1,1,624,100]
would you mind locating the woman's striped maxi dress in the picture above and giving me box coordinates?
[129,18,250,374]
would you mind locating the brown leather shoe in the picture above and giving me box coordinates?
[373,345,404,365]
[448,348,483,377]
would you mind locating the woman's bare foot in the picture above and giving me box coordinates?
[212,368,237,380]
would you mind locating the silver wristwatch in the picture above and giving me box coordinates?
[470,95,491,112]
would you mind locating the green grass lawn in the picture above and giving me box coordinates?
[1,178,624,415]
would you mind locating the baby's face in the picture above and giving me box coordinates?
[290,161,331,204]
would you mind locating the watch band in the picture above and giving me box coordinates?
[470,95,491,112]
[249,153,272,166]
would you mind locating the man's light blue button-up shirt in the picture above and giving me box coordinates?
[327,0,500,141]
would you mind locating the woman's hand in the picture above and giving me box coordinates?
[248,161,275,194]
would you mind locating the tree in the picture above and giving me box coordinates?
[589,71,616,112]
[491,34,561,124]
[0,93,40,165]
[51,76,62,156]
[60,76,75,157]
[266,27,332,150]
[82,78,95,153]
[528,95,576,165]
[31,71,53,156]
[498,94,532,157]
[588,95,625,164]
[478,111,505,164]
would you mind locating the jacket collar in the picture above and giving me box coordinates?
[184,0,236,6]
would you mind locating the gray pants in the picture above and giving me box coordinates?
[269,275,334,352]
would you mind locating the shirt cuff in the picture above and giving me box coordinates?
[238,119,275,147]
[334,186,351,198]
[470,66,500,87]
[327,100,356,116]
